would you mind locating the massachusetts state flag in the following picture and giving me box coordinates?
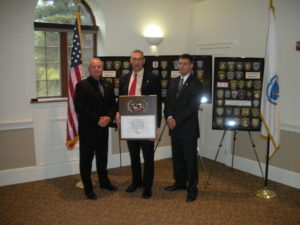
[260,5,280,158]
[66,13,82,150]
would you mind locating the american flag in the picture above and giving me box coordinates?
[66,15,82,150]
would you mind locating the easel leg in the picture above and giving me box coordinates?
[231,130,238,171]
[230,131,264,178]
[205,129,227,188]
[197,147,209,182]
[154,121,167,153]
[118,129,122,171]
[248,131,264,178]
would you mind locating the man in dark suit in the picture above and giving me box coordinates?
[74,58,118,200]
[116,49,161,199]
[164,54,202,202]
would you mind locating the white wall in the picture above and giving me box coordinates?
[276,0,300,129]
[191,0,300,129]
[0,0,37,123]
[88,0,194,56]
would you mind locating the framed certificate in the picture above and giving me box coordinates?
[119,95,157,140]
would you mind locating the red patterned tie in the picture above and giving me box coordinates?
[129,74,137,96]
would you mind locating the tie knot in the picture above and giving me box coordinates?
[134,74,137,78]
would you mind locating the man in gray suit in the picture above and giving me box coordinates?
[164,54,202,202]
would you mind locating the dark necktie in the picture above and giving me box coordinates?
[98,81,104,97]
[177,78,184,96]
[129,74,137,96]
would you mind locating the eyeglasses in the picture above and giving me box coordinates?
[131,58,144,61]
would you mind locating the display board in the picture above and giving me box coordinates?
[98,55,212,102]
[212,57,264,131]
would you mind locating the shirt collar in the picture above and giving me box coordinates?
[132,68,144,77]
[180,73,190,83]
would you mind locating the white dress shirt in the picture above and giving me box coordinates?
[128,68,144,96]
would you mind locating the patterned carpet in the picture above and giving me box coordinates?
[0,158,299,225]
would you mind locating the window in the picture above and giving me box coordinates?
[34,0,98,98]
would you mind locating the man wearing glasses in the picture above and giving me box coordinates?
[116,49,161,199]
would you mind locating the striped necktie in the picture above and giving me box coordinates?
[177,78,184,96]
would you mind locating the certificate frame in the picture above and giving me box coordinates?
[119,95,157,140]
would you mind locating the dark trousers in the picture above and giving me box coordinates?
[79,130,109,194]
[127,140,154,189]
[171,135,198,194]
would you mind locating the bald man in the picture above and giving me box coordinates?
[75,58,117,200]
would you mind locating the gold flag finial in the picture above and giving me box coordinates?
[77,0,81,13]
[269,0,275,13]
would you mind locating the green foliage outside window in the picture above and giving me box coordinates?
[34,0,92,25]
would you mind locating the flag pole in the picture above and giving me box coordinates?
[76,0,83,49]
[255,135,276,199]
[65,0,80,151]
[75,0,84,190]
[264,135,270,188]
[255,0,278,199]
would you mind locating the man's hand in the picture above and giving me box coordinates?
[167,118,176,130]
[98,116,111,127]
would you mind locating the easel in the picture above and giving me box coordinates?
[205,128,264,188]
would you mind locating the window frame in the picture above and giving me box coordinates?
[33,1,98,99]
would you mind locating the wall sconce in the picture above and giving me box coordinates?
[145,37,163,46]
[143,24,164,46]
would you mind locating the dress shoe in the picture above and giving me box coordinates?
[186,195,197,202]
[164,184,186,191]
[142,189,152,199]
[126,184,142,193]
[100,183,118,192]
[186,190,198,203]
[85,192,97,200]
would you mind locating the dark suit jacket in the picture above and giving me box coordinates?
[119,71,162,128]
[74,76,116,136]
[164,75,202,138]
